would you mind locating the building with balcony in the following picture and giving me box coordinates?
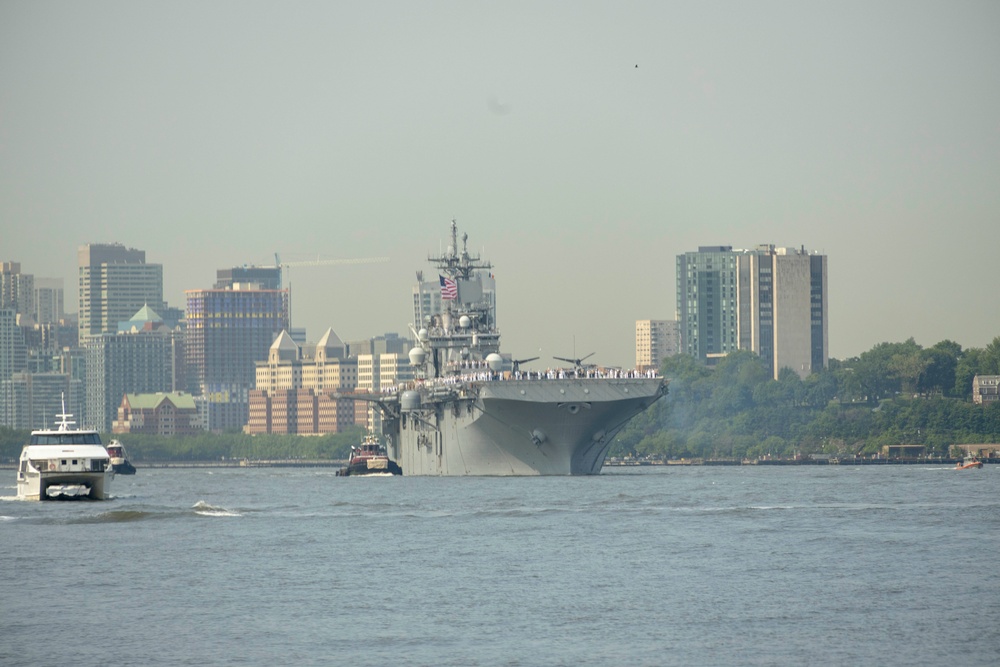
[973,375,1000,405]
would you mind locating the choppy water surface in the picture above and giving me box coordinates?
[2,465,998,666]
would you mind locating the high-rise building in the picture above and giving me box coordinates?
[34,277,64,324]
[1,261,35,320]
[246,328,359,435]
[0,308,26,380]
[635,320,680,372]
[78,244,164,343]
[378,353,415,390]
[1,371,83,430]
[85,305,178,432]
[0,307,28,427]
[677,247,741,361]
[677,245,828,379]
[346,333,410,358]
[215,266,282,290]
[185,283,289,431]
[738,245,828,379]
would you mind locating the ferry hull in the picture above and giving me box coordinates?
[17,470,114,501]
[389,377,665,476]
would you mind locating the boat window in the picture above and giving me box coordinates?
[61,460,67,465]
[72,459,78,465]
[29,433,103,445]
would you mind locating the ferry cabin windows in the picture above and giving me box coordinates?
[30,433,103,445]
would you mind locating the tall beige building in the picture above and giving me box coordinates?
[355,351,415,433]
[635,320,679,372]
[78,244,164,343]
[737,246,828,379]
[247,328,358,434]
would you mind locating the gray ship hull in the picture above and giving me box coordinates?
[387,377,665,475]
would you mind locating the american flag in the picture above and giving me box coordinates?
[439,275,458,300]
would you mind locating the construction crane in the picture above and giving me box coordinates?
[273,253,390,290]
[270,253,390,329]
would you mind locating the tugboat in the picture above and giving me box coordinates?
[337,435,403,476]
[106,439,137,475]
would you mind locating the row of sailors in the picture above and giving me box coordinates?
[394,366,658,390]
[447,359,658,378]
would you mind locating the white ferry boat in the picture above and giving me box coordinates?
[16,404,114,500]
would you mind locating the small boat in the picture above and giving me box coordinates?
[16,400,114,500]
[955,455,983,470]
[106,439,137,475]
[337,435,403,477]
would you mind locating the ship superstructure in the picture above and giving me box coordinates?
[367,220,666,476]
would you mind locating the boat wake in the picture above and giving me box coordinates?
[71,510,167,524]
[192,500,242,517]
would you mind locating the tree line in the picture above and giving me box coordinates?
[611,336,1000,460]
[3,336,999,464]
[0,425,366,464]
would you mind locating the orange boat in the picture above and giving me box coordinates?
[956,456,983,470]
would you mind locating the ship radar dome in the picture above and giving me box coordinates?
[417,328,429,342]
[400,390,421,410]
[408,347,427,366]
[486,353,504,372]
[459,315,471,329]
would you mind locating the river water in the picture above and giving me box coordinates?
[2,465,998,666]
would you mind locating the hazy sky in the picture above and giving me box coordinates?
[3,1,999,368]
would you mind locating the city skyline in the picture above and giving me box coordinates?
[3,2,999,368]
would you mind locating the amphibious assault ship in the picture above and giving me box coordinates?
[370,221,667,476]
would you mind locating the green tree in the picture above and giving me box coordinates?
[803,369,838,407]
[984,336,1000,374]
[954,347,984,399]
[922,341,961,396]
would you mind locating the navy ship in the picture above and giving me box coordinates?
[368,221,667,475]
